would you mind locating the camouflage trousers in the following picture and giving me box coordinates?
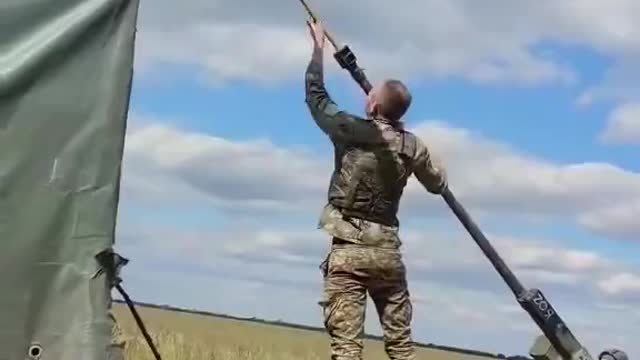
[319,239,415,360]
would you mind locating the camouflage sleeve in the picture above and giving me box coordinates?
[304,47,379,144]
[413,136,447,194]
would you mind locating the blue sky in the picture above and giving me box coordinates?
[116,1,640,358]
[128,45,637,259]
[131,47,635,167]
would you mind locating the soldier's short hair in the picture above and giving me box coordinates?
[379,79,412,122]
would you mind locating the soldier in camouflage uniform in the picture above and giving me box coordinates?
[304,21,448,360]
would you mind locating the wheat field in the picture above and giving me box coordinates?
[112,304,497,360]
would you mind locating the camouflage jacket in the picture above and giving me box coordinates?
[304,47,446,247]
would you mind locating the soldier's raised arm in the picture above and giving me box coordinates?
[413,135,448,194]
[304,21,381,144]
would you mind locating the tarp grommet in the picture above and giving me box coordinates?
[27,343,42,359]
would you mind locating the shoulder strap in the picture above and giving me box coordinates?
[398,130,417,158]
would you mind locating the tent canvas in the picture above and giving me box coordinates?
[0,0,140,359]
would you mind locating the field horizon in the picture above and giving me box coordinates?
[112,299,533,360]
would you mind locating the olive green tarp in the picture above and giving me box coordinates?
[0,0,140,359]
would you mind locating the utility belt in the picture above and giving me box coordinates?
[318,204,402,250]
[331,237,353,245]
[335,206,397,228]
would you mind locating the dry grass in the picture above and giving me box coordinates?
[113,304,495,360]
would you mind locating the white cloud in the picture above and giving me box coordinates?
[117,258,539,354]
[114,112,640,355]
[408,122,640,217]
[120,115,640,242]
[115,213,639,301]
[121,119,330,212]
[113,219,640,358]
[577,59,640,107]
[599,102,640,145]
[578,200,640,242]
[132,0,639,87]
[598,273,640,297]
[134,22,312,85]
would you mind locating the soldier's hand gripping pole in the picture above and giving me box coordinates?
[296,3,629,360]
[298,0,372,94]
